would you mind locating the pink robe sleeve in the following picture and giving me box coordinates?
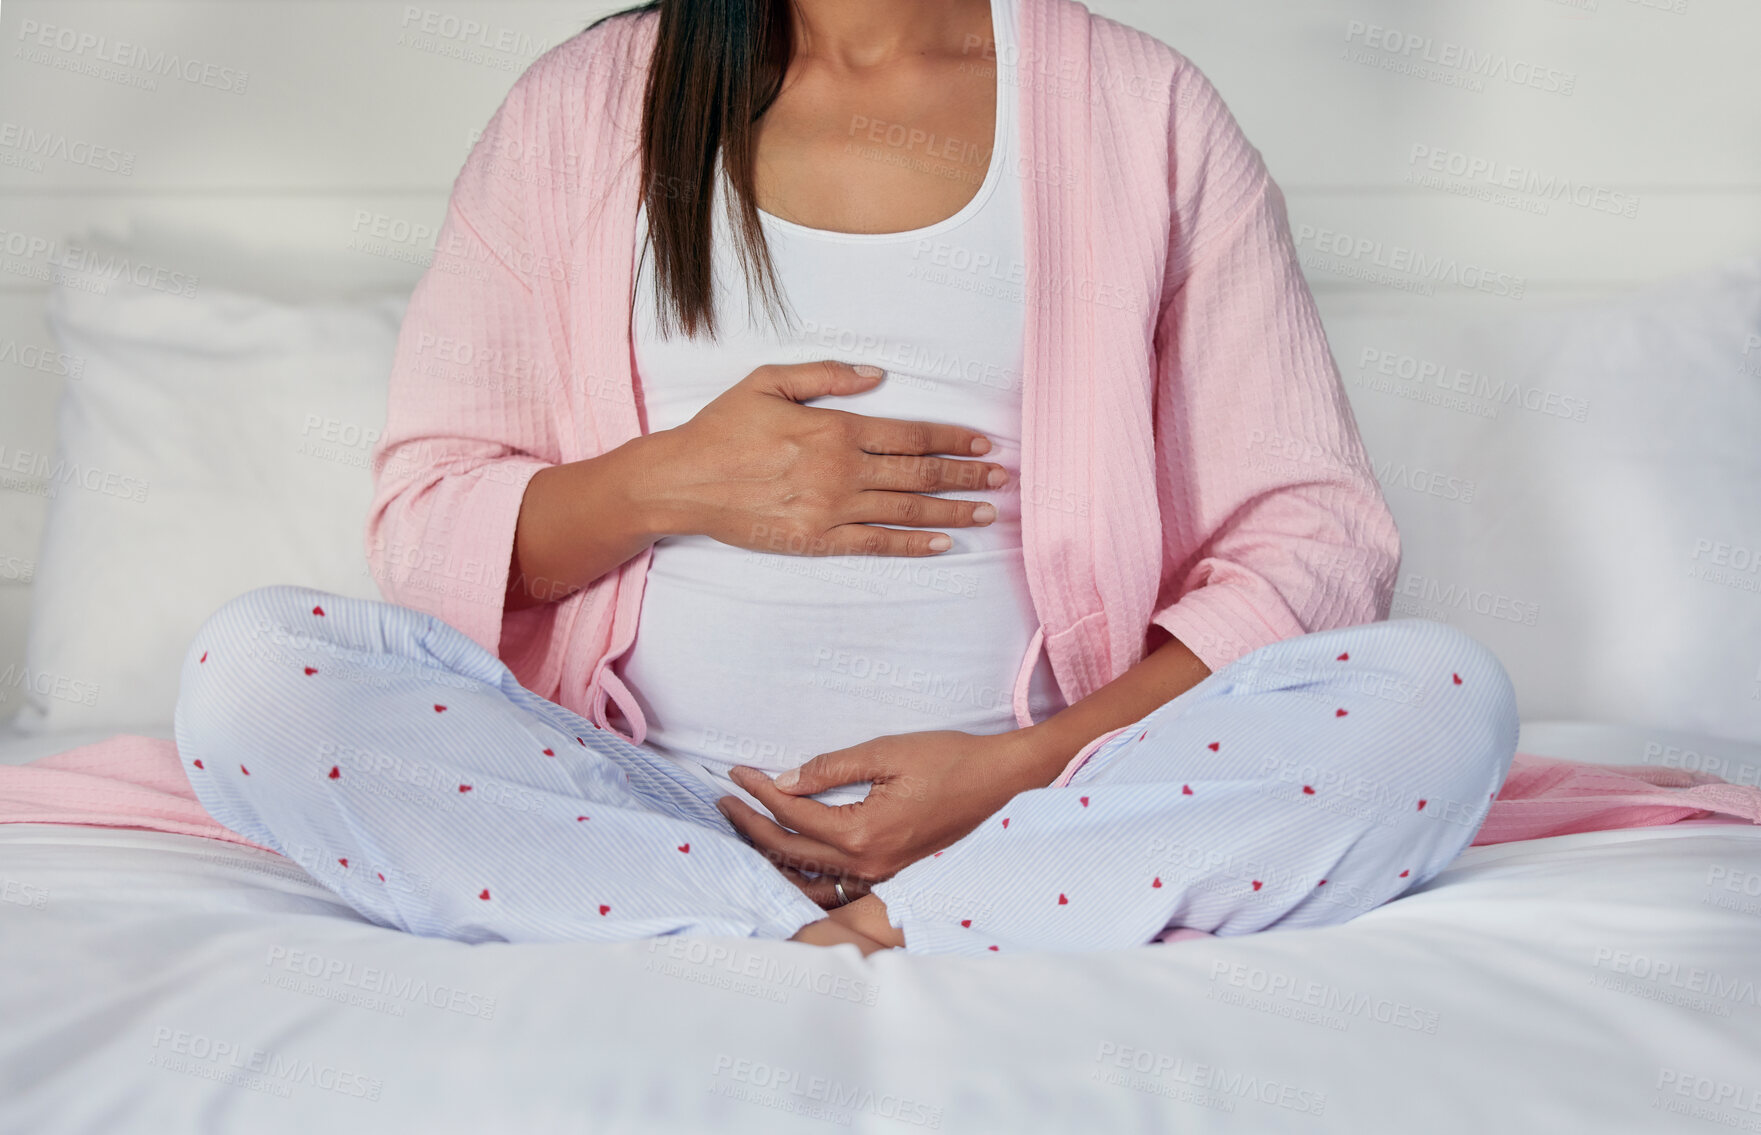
[1147,61,1401,674]
[365,63,586,699]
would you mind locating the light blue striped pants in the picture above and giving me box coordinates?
[173,585,1518,956]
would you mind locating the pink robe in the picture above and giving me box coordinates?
[361,0,1401,780]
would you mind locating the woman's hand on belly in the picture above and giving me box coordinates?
[714,727,1055,891]
[639,360,1010,558]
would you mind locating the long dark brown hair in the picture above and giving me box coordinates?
[589,0,794,340]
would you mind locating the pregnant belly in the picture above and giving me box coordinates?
[615,535,1063,776]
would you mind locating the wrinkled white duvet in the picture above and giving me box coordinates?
[3,727,1761,1134]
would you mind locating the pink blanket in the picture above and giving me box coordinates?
[0,735,275,853]
[4,734,1758,885]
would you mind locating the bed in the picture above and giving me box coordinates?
[3,721,1761,1132]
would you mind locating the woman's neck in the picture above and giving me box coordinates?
[787,0,990,70]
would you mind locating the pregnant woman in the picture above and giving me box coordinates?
[174,0,1518,955]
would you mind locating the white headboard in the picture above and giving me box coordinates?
[3,0,1758,726]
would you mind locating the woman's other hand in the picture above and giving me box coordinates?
[716,728,1054,890]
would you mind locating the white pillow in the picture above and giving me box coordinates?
[1325,256,1761,744]
[14,254,405,734]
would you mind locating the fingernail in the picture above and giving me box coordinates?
[972,503,997,524]
[986,467,1008,488]
[970,436,992,455]
[853,364,884,378]
[775,768,800,791]
[928,534,953,552]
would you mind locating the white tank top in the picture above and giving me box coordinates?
[617,0,1063,800]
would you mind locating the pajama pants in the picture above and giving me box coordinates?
[172,585,1519,956]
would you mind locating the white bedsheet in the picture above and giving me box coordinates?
[3,726,1761,1133]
